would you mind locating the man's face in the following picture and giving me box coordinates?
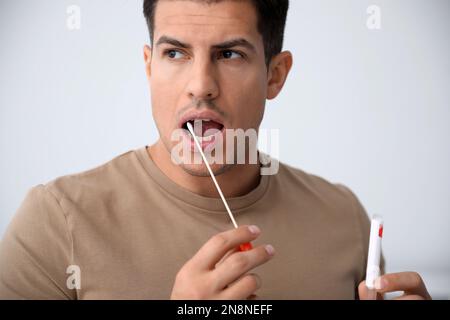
[147,0,268,176]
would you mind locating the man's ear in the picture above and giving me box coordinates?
[266,51,293,100]
[143,44,152,78]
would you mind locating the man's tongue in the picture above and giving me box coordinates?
[191,120,223,137]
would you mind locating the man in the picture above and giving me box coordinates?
[0,0,431,299]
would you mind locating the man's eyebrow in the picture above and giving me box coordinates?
[155,36,192,49]
[212,38,256,53]
[155,36,256,53]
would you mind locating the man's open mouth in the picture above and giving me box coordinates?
[182,119,224,140]
[179,110,226,144]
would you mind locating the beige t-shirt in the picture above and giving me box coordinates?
[0,146,381,299]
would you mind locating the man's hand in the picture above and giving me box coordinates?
[358,272,432,300]
[170,225,275,300]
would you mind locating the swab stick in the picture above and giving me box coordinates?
[186,121,253,251]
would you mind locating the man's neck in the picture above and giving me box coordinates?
[147,140,261,198]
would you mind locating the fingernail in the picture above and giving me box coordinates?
[374,277,386,290]
[248,225,261,235]
[265,244,275,256]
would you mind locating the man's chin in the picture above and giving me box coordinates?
[179,162,233,177]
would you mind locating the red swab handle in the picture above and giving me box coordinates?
[239,242,253,252]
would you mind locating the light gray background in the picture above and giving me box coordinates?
[0,0,449,299]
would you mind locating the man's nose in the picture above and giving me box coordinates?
[186,59,219,101]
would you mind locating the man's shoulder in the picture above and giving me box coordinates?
[43,148,141,204]
[277,161,359,203]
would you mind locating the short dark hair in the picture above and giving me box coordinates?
[143,0,289,65]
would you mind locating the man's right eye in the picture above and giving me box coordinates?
[164,49,185,60]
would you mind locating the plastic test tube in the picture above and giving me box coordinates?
[365,215,383,299]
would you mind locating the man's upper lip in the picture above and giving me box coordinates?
[178,110,225,129]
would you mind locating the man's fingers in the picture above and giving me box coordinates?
[213,244,275,290]
[215,247,239,268]
[190,225,261,270]
[220,273,261,300]
[375,272,431,299]
[393,294,425,300]
[358,281,383,300]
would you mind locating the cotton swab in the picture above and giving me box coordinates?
[186,121,253,251]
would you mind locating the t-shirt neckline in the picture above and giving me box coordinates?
[135,146,270,213]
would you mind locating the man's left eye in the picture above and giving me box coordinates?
[219,50,242,60]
